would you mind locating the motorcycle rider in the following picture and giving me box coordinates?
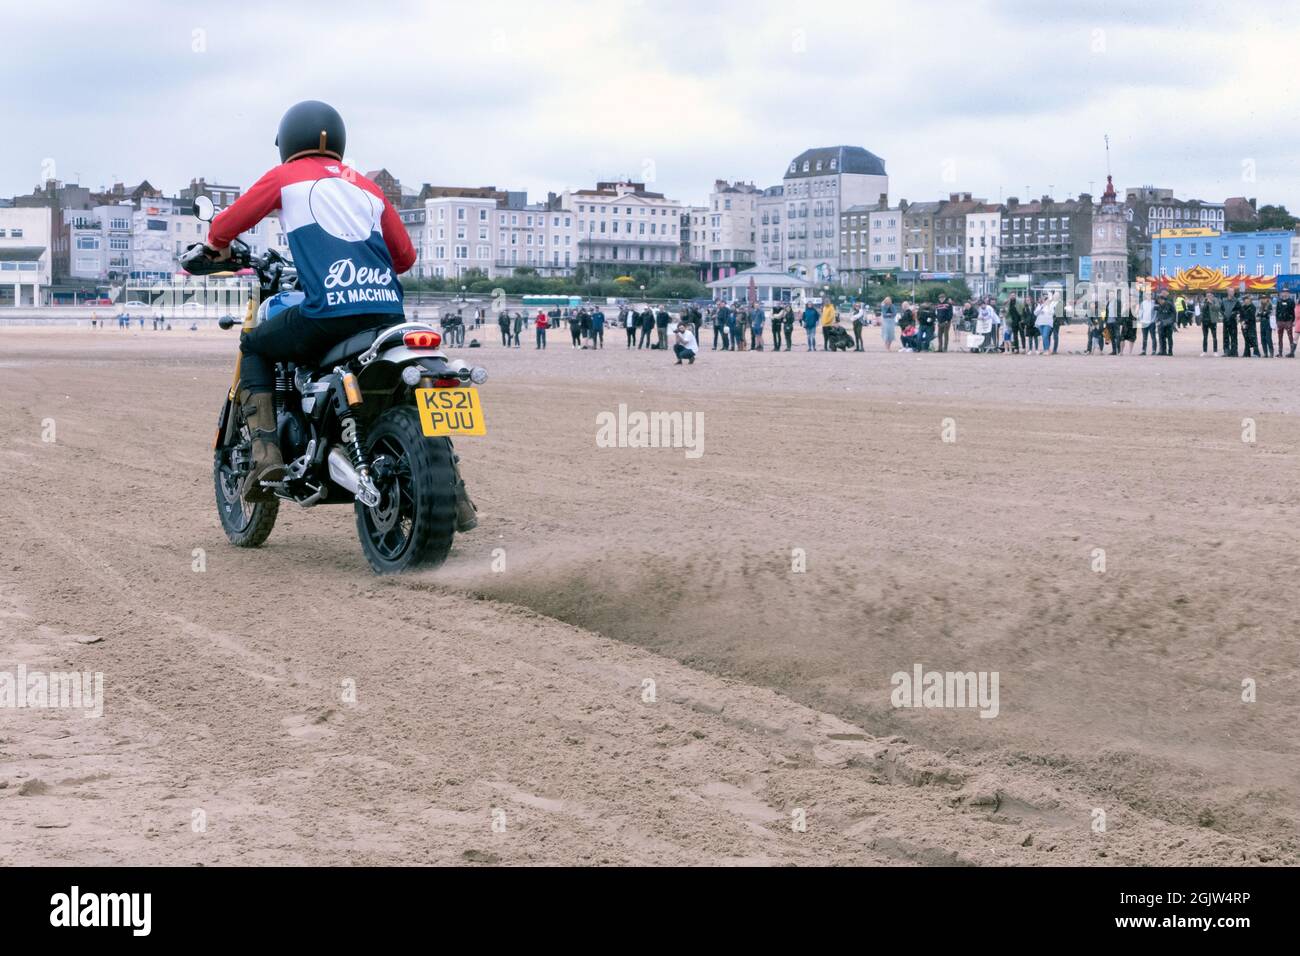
[193,102,478,531]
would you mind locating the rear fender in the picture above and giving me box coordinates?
[358,349,470,385]
[370,345,449,366]
[356,351,475,414]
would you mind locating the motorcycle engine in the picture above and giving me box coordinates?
[277,410,310,461]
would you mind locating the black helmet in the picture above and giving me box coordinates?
[275,101,346,163]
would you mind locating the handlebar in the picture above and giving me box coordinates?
[179,240,295,298]
[179,238,252,275]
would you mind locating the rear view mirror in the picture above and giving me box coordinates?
[193,196,215,221]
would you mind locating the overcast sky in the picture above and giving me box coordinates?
[5,0,1299,210]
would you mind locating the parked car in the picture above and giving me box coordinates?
[124,299,147,307]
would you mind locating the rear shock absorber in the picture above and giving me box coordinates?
[334,369,367,466]
[331,367,381,507]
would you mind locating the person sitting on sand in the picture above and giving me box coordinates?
[672,322,698,365]
[899,311,918,352]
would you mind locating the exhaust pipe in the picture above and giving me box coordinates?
[329,446,381,507]
[328,446,360,494]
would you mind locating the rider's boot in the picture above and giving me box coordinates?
[454,478,478,532]
[238,388,286,502]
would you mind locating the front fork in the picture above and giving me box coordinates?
[215,295,261,451]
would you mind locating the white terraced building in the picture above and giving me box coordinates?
[0,206,52,306]
[781,145,889,283]
[563,180,682,277]
[400,190,578,280]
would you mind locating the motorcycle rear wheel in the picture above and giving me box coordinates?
[355,405,457,575]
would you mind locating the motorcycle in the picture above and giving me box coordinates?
[181,196,487,575]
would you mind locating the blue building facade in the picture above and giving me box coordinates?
[1150,227,1291,280]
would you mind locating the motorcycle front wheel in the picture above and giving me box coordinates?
[355,405,457,575]
[214,400,279,547]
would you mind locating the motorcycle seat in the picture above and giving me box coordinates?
[316,327,386,367]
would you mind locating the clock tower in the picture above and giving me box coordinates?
[1091,175,1128,287]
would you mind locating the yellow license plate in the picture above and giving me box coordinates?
[415,387,486,436]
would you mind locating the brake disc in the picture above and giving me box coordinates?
[369,483,400,532]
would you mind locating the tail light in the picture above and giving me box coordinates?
[403,330,441,349]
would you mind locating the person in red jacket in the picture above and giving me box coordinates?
[198,101,417,500]
[534,310,549,349]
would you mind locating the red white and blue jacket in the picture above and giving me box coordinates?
[208,156,416,320]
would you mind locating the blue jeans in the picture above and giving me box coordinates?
[1037,324,1052,349]
[805,327,817,349]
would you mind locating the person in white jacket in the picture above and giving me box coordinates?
[1034,298,1054,354]
[977,300,998,352]
[1138,295,1157,355]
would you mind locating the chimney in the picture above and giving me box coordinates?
[877,192,888,210]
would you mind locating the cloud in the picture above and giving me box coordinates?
[3,0,1299,214]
